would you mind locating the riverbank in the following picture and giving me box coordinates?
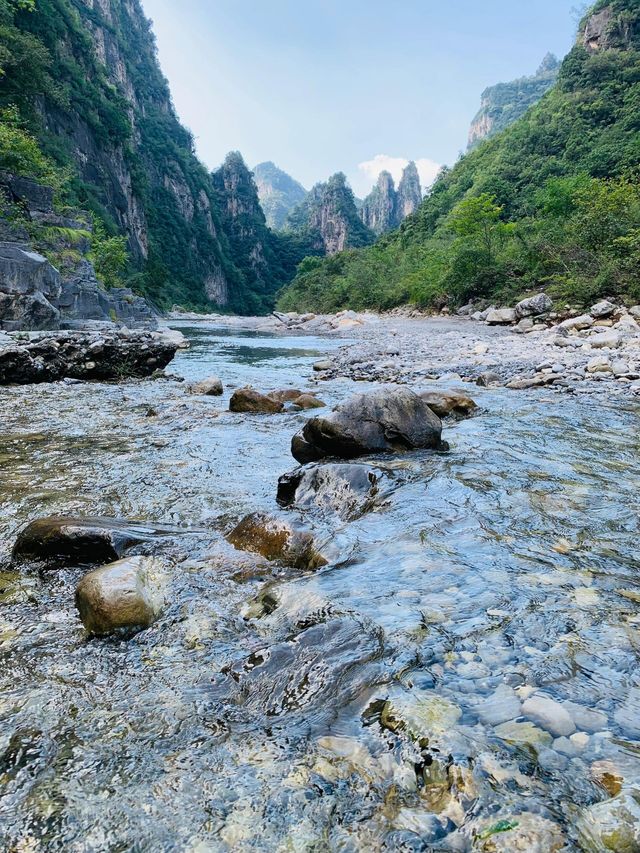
[2,321,639,851]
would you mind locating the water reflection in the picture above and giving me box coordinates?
[0,324,640,851]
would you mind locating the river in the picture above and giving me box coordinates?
[1,321,640,851]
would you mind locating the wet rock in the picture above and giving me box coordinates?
[226,512,328,570]
[291,387,443,463]
[506,375,549,390]
[418,389,478,418]
[476,371,502,387]
[476,684,522,726]
[614,686,640,738]
[268,388,307,403]
[590,300,616,319]
[515,293,552,319]
[191,376,223,396]
[486,308,516,325]
[380,691,462,740]
[577,787,640,852]
[75,556,165,636]
[521,693,576,737]
[11,516,155,568]
[472,813,565,852]
[591,760,624,797]
[277,462,383,521]
[210,615,383,720]
[493,720,553,748]
[292,393,325,410]
[563,701,608,733]
[0,329,178,385]
[229,387,283,414]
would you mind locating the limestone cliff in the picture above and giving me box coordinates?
[468,54,560,149]
[360,163,422,236]
[3,0,289,311]
[286,173,374,255]
[253,162,307,231]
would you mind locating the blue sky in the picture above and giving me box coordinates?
[140,0,580,196]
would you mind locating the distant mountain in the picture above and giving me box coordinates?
[468,53,561,149]
[286,172,375,255]
[253,161,307,230]
[360,162,422,236]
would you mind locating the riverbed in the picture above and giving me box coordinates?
[1,320,640,851]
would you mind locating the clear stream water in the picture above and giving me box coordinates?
[1,323,639,851]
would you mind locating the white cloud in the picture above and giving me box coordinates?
[357,154,442,195]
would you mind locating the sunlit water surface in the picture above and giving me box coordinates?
[1,322,639,851]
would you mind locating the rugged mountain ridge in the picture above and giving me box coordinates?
[286,172,374,255]
[278,1,640,314]
[0,0,296,313]
[360,162,422,235]
[468,53,560,149]
[253,161,307,231]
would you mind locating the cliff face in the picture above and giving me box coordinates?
[360,163,422,236]
[468,53,560,149]
[211,152,286,314]
[286,173,374,255]
[4,0,270,310]
[253,161,307,231]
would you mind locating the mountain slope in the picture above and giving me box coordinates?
[0,0,294,312]
[286,172,374,254]
[278,1,640,314]
[468,54,560,149]
[253,161,307,230]
[360,162,423,235]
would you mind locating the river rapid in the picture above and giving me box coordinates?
[1,321,640,851]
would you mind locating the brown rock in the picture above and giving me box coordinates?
[418,389,478,418]
[75,556,165,636]
[229,387,283,414]
[226,512,328,570]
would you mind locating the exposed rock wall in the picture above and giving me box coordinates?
[253,162,308,231]
[360,163,422,236]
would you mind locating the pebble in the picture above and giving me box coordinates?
[522,694,576,737]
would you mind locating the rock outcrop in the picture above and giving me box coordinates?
[287,173,374,255]
[291,387,444,463]
[0,243,61,331]
[360,163,422,235]
[468,54,560,149]
[253,161,307,231]
[0,329,178,384]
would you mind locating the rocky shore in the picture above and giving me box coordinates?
[0,327,182,384]
[268,300,640,398]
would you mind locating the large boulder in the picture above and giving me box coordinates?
[485,308,516,325]
[277,462,384,520]
[515,293,552,319]
[229,387,283,414]
[0,243,61,331]
[12,515,173,568]
[418,389,477,419]
[56,261,157,328]
[226,512,328,570]
[75,556,165,636]
[290,387,444,463]
[0,329,178,384]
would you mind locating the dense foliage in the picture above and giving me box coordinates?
[279,1,640,313]
[0,0,303,312]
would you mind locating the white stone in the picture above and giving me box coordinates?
[590,299,616,318]
[473,343,489,355]
[522,694,576,737]
[589,331,620,349]
[586,356,612,373]
[476,684,522,727]
[485,308,516,325]
[559,314,594,331]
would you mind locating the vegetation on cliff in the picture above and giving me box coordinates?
[253,161,307,231]
[467,54,560,149]
[0,0,302,313]
[278,1,640,314]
